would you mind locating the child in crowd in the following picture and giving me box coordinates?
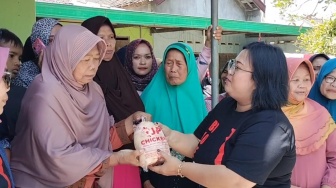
[0,29,23,78]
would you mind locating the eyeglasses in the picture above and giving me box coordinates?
[2,72,12,89]
[227,59,253,75]
[324,75,336,84]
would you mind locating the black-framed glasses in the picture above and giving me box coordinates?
[227,59,253,75]
[324,75,336,84]
[2,72,12,89]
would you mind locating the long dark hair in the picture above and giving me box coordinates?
[243,42,288,110]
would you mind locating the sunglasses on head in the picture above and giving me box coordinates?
[2,71,12,89]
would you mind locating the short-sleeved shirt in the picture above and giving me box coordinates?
[194,97,296,188]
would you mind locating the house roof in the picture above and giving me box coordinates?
[36,2,310,36]
[235,0,266,13]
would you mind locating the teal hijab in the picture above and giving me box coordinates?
[309,58,336,121]
[141,42,207,134]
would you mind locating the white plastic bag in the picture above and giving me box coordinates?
[133,121,170,172]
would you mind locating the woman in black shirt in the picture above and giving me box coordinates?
[150,42,296,188]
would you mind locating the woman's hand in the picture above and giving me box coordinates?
[125,111,152,135]
[205,25,223,47]
[131,111,152,123]
[155,122,172,139]
[112,149,142,166]
[148,150,181,176]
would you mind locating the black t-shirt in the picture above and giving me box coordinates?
[194,97,296,188]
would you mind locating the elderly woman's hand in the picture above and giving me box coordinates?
[113,149,142,166]
[131,111,152,123]
[148,150,181,177]
[124,111,152,136]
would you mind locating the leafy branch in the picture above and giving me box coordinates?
[273,0,336,55]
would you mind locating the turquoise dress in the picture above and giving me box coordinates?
[141,42,207,188]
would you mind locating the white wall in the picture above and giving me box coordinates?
[245,36,301,53]
[153,32,300,58]
[153,30,247,58]
[127,0,263,22]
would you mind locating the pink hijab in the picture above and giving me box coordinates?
[0,47,9,75]
[11,25,113,187]
[282,58,335,155]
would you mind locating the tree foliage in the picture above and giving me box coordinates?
[273,0,336,55]
[296,17,336,55]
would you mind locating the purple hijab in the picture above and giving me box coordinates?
[10,25,113,187]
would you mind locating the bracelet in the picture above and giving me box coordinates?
[177,162,184,178]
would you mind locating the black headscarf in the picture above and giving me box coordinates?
[82,16,145,122]
[309,53,330,63]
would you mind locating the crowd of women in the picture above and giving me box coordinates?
[0,15,334,188]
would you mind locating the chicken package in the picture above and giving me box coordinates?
[134,120,170,172]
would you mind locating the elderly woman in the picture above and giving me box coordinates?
[149,42,296,188]
[0,47,14,188]
[140,42,208,188]
[309,58,336,121]
[82,16,145,188]
[10,25,150,187]
[283,58,336,188]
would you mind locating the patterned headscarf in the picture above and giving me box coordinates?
[30,18,60,55]
[122,39,158,91]
[12,18,61,88]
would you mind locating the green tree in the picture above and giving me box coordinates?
[273,0,336,55]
